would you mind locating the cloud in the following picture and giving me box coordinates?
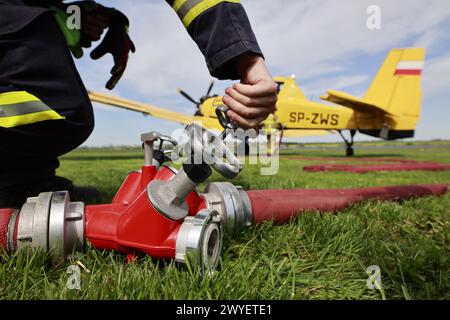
[107,1,212,97]
[244,0,450,77]
[82,0,450,98]
[423,52,450,95]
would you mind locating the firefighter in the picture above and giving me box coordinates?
[0,0,278,207]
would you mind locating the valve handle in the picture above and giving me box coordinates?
[216,105,236,131]
[141,132,177,147]
[186,123,242,179]
[141,132,177,166]
[155,133,178,151]
[154,133,178,165]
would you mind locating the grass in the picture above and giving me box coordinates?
[0,142,449,300]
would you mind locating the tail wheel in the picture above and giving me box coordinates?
[339,130,357,157]
[346,146,354,157]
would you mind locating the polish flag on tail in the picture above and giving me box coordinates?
[394,61,424,76]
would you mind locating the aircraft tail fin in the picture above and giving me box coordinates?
[363,48,425,118]
[321,48,426,139]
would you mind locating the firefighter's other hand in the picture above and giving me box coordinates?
[80,11,109,46]
[90,11,135,90]
[72,1,109,49]
[222,54,277,129]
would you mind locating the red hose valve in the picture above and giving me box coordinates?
[3,128,228,271]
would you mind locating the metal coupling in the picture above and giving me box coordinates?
[175,209,222,271]
[12,191,85,264]
[147,163,212,221]
[141,131,177,168]
[202,182,253,234]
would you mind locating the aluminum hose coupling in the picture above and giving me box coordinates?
[202,182,253,234]
[9,191,85,264]
[175,209,223,271]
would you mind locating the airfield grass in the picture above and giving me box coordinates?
[1,142,449,300]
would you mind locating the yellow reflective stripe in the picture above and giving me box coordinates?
[0,91,40,105]
[0,110,64,128]
[0,91,65,128]
[172,0,187,11]
[180,0,240,27]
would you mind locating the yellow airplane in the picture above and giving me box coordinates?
[89,48,425,156]
[88,78,331,155]
[88,81,329,136]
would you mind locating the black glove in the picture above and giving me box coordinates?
[67,1,107,54]
[90,10,136,90]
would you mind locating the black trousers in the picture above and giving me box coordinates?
[0,12,94,199]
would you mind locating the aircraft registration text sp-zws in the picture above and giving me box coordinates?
[289,112,340,126]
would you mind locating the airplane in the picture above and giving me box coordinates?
[89,47,425,156]
[88,77,332,155]
[88,80,330,137]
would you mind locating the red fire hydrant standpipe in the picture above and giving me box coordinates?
[0,168,220,265]
[0,126,241,271]
[0,164,223,268]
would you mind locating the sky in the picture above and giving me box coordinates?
[75,0,450,147]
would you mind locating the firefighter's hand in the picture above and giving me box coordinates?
[90,11,136,90]
[79,10,109,47]
[71,1,109,49]
[222,54,278,129]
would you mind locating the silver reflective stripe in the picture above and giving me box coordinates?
[177,0,203,19]
[0,101,51,118]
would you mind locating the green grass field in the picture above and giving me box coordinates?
[1,142,449,300]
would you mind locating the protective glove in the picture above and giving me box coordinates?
[54,1,109,58]
[76,1,110,51]
[62,1,135,89]
[90,10,136,90]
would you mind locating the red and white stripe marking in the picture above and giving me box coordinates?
[394,61,424,76]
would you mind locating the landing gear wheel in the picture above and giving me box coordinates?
[346,146,354,157]
[339,130,357,157]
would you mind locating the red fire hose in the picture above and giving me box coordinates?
[304,163,450,173]
[201,182,449,233]
[289,157,425,163]
[246,184,449,224]
[0,208,15,252]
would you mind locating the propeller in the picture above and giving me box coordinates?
[177,81,218,115]
[177,89,199,106]
[205,80,215,99]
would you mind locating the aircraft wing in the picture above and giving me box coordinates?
[320,90,389,114]
[89,91,197,125]
[89,90,227,132]
[282,129,334,138]
[89,91,334,137]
